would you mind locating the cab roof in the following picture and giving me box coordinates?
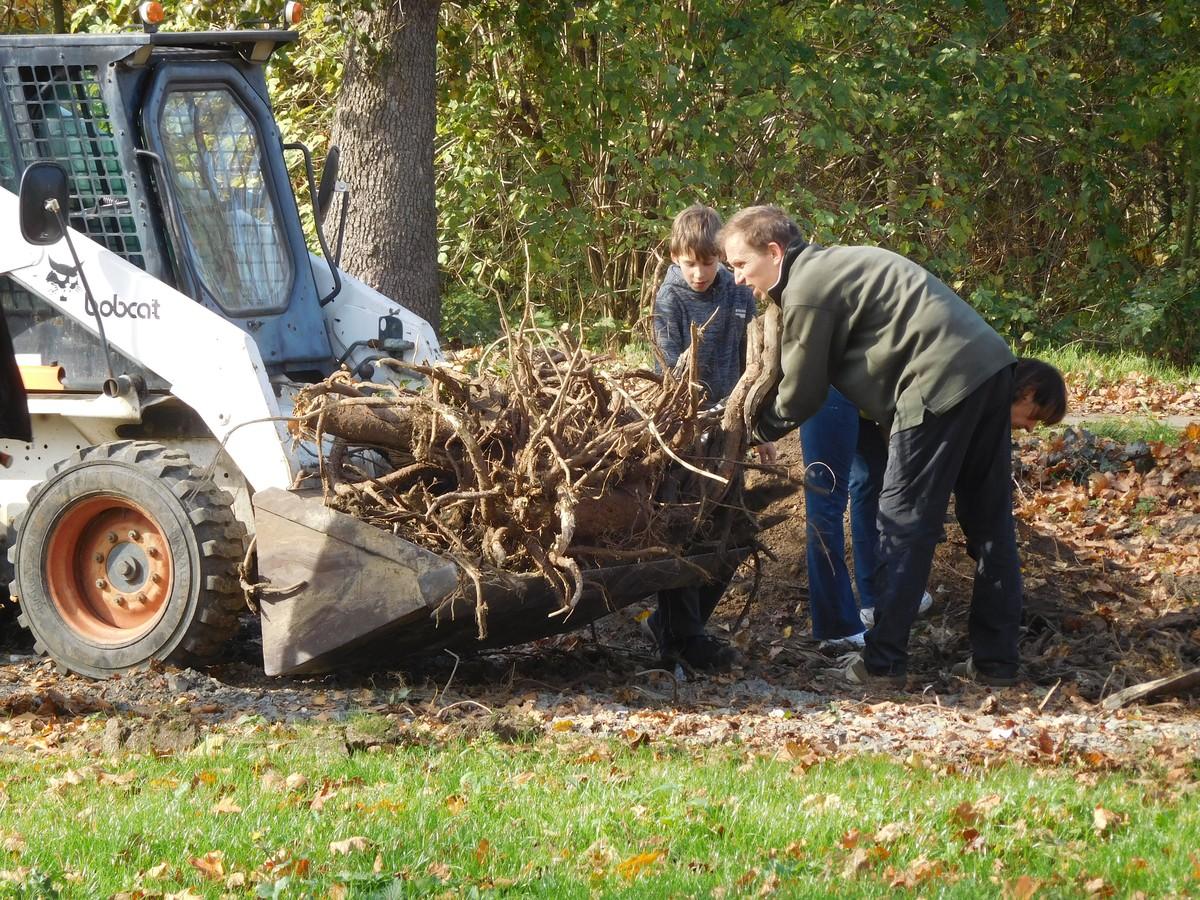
[0,30,297,65]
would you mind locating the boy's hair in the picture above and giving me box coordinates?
[669,204,723,260]
[719,205,802,252]
[1014,358,1067,425]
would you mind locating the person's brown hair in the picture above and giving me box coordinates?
[718,205,802,252]
[1014,358,1067,425]
[669,204,723,260]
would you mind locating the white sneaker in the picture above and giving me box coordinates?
[818,631,866,653]
[859,592,933,629]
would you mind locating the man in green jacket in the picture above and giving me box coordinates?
[720,205,1023,687]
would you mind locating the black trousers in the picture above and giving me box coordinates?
[655,579,727,648]
[863,366,1022,678]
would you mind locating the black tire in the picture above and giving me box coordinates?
[8,440,247,678]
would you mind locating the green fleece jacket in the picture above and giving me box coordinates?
[755,241,1015,441]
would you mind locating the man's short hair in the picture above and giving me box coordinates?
[1014,358,1067,425]
[670,204,723,260]
[719,205,802,252]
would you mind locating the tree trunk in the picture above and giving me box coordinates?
[330,0,441,330]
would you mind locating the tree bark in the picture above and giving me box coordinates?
[331,0,442,330]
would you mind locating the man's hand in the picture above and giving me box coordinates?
[755,442,778,464]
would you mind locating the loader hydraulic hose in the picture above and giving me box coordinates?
[283,142,342,306]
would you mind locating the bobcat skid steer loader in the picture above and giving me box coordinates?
[0,21,740,678]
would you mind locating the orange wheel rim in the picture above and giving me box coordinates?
[44,495,174,644]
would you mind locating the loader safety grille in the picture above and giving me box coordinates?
[1,64,144,269]
[0,125,14,191]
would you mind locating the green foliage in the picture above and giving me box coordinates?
[9,1,1199,359]
[440,285,502,348]
[435,0,1199,359]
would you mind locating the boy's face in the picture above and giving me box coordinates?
[1010,389,1049,432]
[723,233,785,294]
[673,252,721,293]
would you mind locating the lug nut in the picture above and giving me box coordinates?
[128,530,141,541]
[135,592,148,604]
[114,595,127,606]
[151,573,162,584]
[147,547,159,558]
[95,578,107,590]
[94,552,104,563]
[106,532,118,543]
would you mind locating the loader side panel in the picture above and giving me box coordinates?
[0,275,168,392]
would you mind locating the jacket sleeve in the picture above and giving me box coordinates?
[652,286,684,369]
[752,302,833,442]
[737,288,755,375]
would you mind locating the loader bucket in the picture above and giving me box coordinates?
[252,488,749,676]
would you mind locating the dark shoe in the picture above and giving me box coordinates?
[674,634,738,673]
[842,653,907,690]
[951,657,1019,687]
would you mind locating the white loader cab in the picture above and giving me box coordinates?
[0,21,444,677]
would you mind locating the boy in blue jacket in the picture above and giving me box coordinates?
[648,204,760,672]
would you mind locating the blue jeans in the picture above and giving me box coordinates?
[848,419,888,614]
[800,389,869,640]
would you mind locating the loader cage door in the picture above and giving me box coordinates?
[139,63,331,366]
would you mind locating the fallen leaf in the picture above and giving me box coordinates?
[1006,875,1041,899]
[616,849,665,880]
[310,779,339,811]
[1082,876,1115,897]
[98,770,138,787]
[950,800,980,826]
[284,772,309,792]
[1092,805,1125,836]
[142,861,171,879]
[839,829,862,849]
[1,833,25,853]
[873,822,906,844]
[211,796,242,814]
[330,836,372,855]
[889,855,945,888]
[445,794,467,815]
[188,850,225,880]
[759,871,782,895]
[842,847,871,878]
[1035,729,1055,756]
[475,839,491,865]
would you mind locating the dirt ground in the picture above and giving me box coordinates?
[1,428,1198,767]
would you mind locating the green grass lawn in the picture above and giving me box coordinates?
[1066,416,1187,445]
[1029,344,1200,387]
[1,721,1198,897]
